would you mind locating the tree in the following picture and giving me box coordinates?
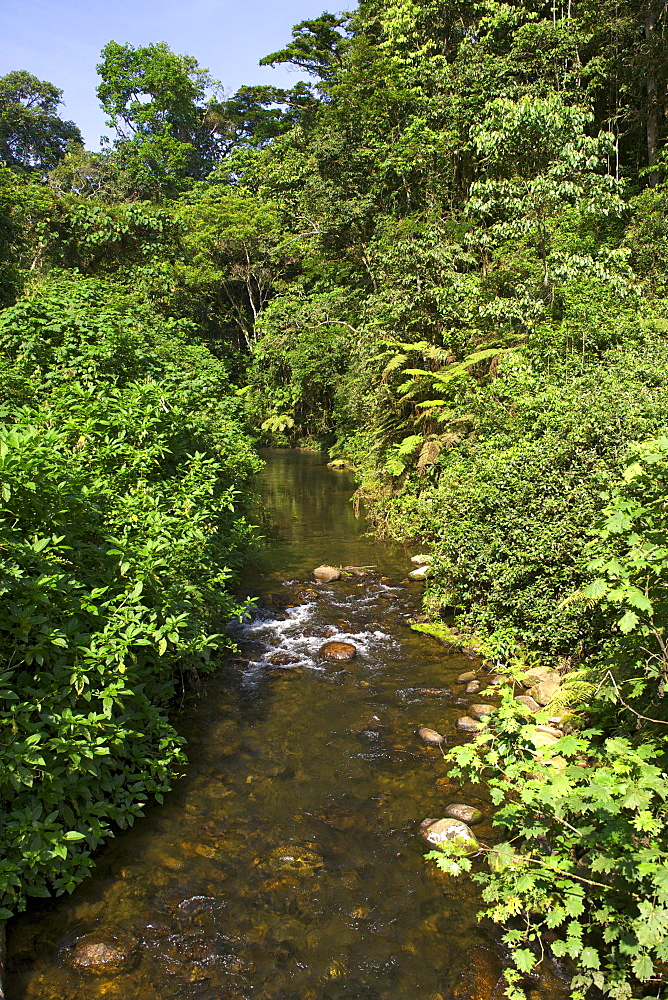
[96,41,226,195]
[173,186,296,351]
[0,71,82,173]
[260,13,351,82]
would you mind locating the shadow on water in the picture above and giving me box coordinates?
[6,450,567,1000]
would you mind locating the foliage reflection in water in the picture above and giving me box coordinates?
[6,451,560,1000]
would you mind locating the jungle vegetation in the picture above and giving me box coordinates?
[2,0,668,994]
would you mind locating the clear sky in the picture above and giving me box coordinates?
[0,0,337,149]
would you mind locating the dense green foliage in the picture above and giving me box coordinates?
[0,257,258,912]
[3,0,668,992]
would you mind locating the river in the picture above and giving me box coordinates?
[5,450,561,1000]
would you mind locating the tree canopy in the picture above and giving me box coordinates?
[0,71,82,172]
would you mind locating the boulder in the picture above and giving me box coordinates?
[421,817,478,853]
[320,641,356,661]
[417,726,445,746]
[515,694,541,712]
[530,677,561,705]
[312,565,341,583]
[444,803,483,825]
[418,817,439,837]
[529,730,560,750]
[535,724,563,738]
[63,932,139,976]
[465,680,481,694]
[520,666,560,689]
[410,554,432,566]
[457,671,477,683]
[408,565,432,580]
[469,703,495,720]
[456,716,483,733]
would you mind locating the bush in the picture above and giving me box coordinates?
[0,277,260,914]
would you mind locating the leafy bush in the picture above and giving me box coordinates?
[0,277,259,914]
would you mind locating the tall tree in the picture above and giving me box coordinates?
[0,71,82,173]
[96,41,227,195]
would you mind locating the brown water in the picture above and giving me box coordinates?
[5,450,548,1000]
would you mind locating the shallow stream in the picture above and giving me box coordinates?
[6,450,560,1000]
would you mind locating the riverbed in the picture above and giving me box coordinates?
[5,450,552,1000]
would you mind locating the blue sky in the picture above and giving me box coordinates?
[0,0,338,149]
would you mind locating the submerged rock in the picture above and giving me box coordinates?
[434,778,460,795]
[465,680,481,694]
[269,652,300,666]
[294,587,319,601]
[320,641,357,661]
[417,726,445,746]
[450,946,504,1000]
[444,803,483,825]
[63,931,139,976]
[456,716,483,733]
[420,817,478,853]
[312,565,342,582]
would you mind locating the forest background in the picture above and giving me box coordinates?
[2,0,668,996]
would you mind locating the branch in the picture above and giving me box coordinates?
[594,669,668,725]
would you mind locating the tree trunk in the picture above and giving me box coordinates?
[645,0,661,186]
[0,919,6,999]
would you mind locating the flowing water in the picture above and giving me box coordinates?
[6,450,563,1000]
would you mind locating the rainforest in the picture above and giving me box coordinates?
[2,0,668,996]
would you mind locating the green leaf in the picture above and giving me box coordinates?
[513,949,536,973]
[632,954,654,981]
[579,947,600,969]
[618,610,639,633]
